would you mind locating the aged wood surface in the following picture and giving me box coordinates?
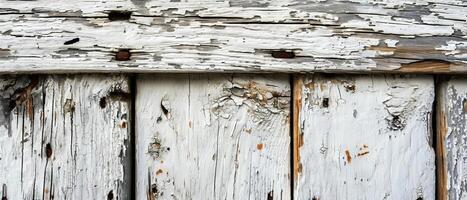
[437,77,467,200]
[0,0,466,73]
[294,74,436,199]
[0,75,131,199]
[136,74,291,200]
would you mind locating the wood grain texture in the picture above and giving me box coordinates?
[136,74,291,200]
[437,77,467,200]
[294,74,436,199]
[0,75,131,199]
[0,0,466,73]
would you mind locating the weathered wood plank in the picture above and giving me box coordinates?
[437,77,467,200]
[0,75,131,199]
[0,0,466,73]
[294,74,436,199]
[136,74,291,200]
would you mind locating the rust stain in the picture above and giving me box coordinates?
[256,143,264,150]
[397,60,452,73]
[14,78,39,121]
[463,99,467,113]
[345,150,352,164]
[156,169,163,175]
[120,121,127,129]
[357,151,369,157]
[437,110,448,200]
[293,76,303,183]
[189,121,192,128]
[357,144,369,157]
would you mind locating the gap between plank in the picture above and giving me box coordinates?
[129,74,137,200]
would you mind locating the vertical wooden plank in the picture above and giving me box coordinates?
[294,74,436,200]
[437,77,467,200]
[136,74,291,200]
[0,75,131,199]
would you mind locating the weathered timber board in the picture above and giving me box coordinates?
[293,74,436,199]
[0,75,131,199]
[0,0,466,73]
[136,74,291,200]
[437,77,467,200]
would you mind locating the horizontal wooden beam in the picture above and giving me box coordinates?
[0,0,466,73]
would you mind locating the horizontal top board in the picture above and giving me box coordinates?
[0,0,466,74]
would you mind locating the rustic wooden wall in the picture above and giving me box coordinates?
[0,73,466,200]
[0,75,131,199]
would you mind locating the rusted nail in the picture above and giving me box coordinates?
[115,49,131,61]
[271,50,295,59]
[108,11,132,21]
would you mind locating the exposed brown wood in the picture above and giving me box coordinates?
[292,75,303,185]
[436,77,467,200]
[398,60,453,73]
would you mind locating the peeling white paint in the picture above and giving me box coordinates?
[0,0,465,73]
[136,74,291,200]
[295,74,435,200]
[0,75,131,199]
[439,77,467,200]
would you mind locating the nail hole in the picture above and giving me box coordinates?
[271,50,295,59]
[107,190,114,200]
[322,98,329,108]
[108,11,132,21]
[463,99,467,112]
[161,102,169,116]
[267,191,273,200]
[100,97,107,108]
[115,49,131,61]
[151,184,158,195]
[45,143,52,158]
[64,38,80,45]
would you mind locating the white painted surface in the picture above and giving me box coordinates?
[0,0,466,73]
[0,75,131,199]
[136,74,291,200]
[438,77,467,200]
[294,74,436,200]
